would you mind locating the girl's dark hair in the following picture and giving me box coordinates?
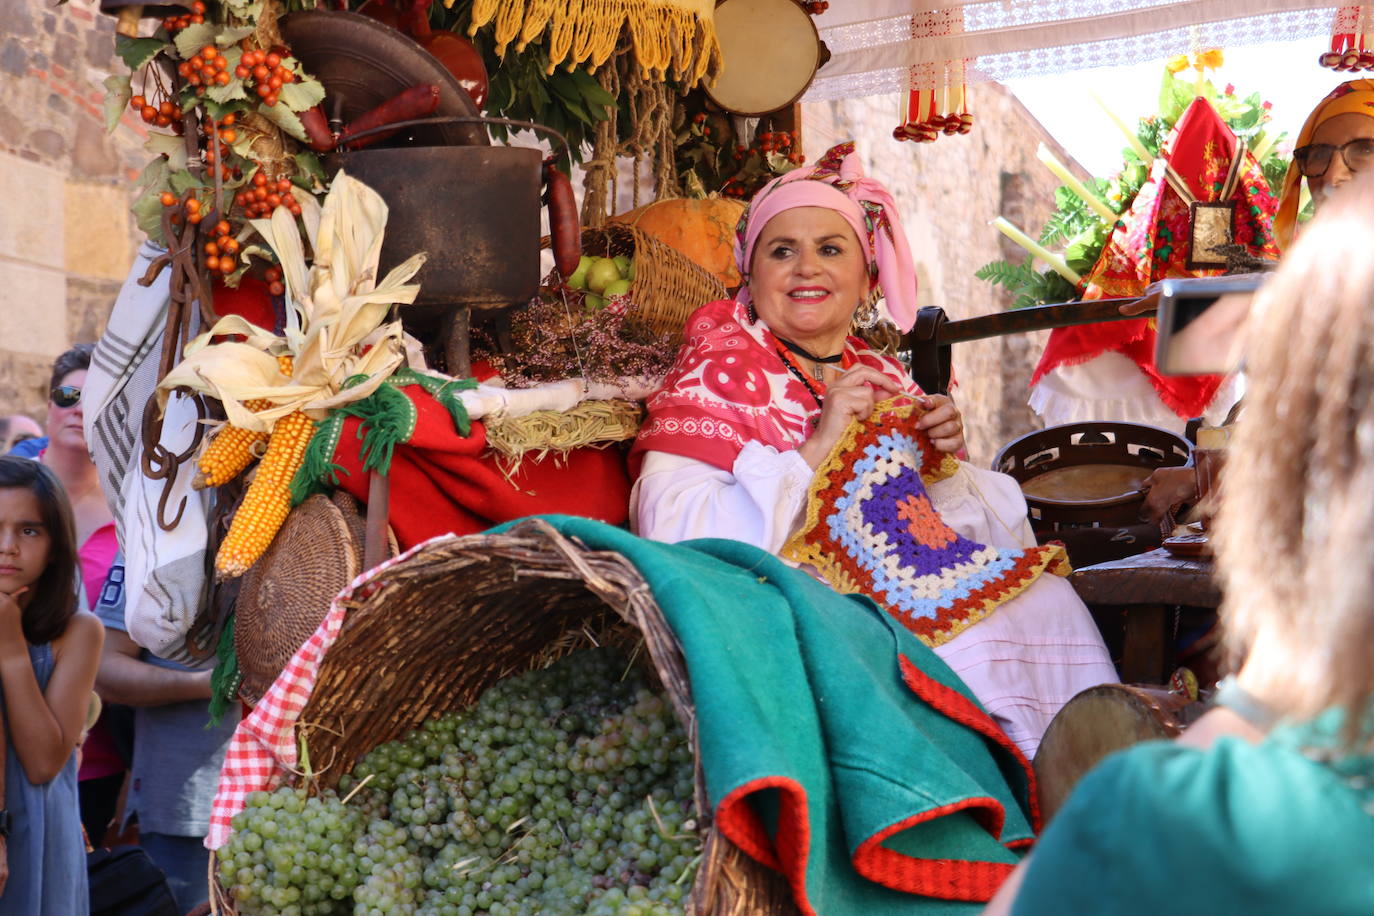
[0,456,78,644]
[49,343,94,392]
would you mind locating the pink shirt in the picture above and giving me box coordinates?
[77,523,123,782]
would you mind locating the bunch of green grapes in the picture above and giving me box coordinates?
[218,787,365,916]
[230,648,702,915]
[352,817,425,915]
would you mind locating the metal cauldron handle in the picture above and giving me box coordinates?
[335,115,571,156]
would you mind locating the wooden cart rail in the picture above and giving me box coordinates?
[901,298,1150,395]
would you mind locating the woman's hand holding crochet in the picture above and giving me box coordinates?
[914,394,965,455]
[799,366,902,469]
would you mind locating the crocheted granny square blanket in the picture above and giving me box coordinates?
[783,399,1070,648]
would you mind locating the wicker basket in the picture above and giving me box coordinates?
[234,491,396,705]
[211,517,799,916]
[546,224,727,345]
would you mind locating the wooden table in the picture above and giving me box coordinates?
[1069,547,1221,684]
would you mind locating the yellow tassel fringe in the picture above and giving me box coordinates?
[462,0,720,84]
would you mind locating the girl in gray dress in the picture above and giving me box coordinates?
[0,456,104,914]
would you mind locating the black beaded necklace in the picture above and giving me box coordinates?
[775,335,845,381]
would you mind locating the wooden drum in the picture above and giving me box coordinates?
[1033,684,1203,823]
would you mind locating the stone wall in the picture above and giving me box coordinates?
[0,0,149,420]
[802,82,1080,467]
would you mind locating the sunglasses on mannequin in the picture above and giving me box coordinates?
[50,386,82,408]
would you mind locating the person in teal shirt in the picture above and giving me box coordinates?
[985,172,1374,916]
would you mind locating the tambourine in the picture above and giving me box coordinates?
[706,0,822,117]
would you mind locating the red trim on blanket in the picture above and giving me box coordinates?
[852,797,1017,901]
[898,655,1042,833]
[715,775,817,916]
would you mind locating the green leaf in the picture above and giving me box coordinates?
[172,23,218,59]
[132,186,168,244]
[975,259,1034,288]
[115,35,168,70]
[217,26,256,47]
[222,0,262,19]
[145,131,188,172]
[102,74,131,134]
[206,79,248,105]
[226,126,257,158]
[136,156,169,191]
[575,73,618,108]
[168,170,202,194]
[256,101,307,142]
[560,95,592,126]
[294,151,327,185]
[278,78,325,113]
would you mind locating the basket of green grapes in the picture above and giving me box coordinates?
[210,518,798,916]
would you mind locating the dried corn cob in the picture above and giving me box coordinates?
[193,399,272,490]
[192,356,296,490]
[214,408,315,579]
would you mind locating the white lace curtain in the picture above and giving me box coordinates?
[805,0,1343,98]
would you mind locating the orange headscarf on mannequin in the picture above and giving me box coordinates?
[1275,79,1374,249]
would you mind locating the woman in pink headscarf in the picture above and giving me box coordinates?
[631,142,1115,757]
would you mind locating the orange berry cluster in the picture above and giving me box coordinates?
[130,94,182,128]
[203,219,241,276]
[201,112,241,182]
[803,0,828,13]
[162,0,206,32]
[233,172,302,220]
[234,49,295,108]
[179,44,232,96]
[264,265,285,298]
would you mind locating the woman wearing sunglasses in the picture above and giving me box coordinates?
[15,346,124,847]
[1275,79,1374,248]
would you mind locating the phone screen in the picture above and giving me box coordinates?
[1154,276,1265,376]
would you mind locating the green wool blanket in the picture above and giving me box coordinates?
[498,516,1038,914]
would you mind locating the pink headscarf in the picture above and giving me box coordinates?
[733,141,921,332]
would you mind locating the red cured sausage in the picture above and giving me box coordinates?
[298,105,335,152]
[337,84,441,151]
[543,158,581,278]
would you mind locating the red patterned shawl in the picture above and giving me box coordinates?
[630,299,920,475]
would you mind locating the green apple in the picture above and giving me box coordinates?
[603,278,632,298]
[626,258,636,282]
[566,255,593,289]
[612,255,632,278]
[583,293,606,311]
[586,257,622,294]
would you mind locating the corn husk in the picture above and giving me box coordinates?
[159,172,425,433]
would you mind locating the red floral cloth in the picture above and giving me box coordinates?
[630,299,919,474]
[1033,96,1281,420]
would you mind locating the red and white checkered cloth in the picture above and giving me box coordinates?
[205,536,452,849]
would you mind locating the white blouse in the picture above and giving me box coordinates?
[631,446,1118,759]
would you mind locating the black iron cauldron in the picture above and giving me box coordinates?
[995,422,1191,566]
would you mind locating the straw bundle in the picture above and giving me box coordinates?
[483,397,644,474]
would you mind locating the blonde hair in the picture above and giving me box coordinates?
[1214,173,1374,733]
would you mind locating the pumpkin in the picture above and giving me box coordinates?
[611,196,746,288]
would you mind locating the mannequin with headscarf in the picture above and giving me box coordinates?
[1275,79,1374,248]
[1139,80,1374,524]
[629,142,1115,757]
